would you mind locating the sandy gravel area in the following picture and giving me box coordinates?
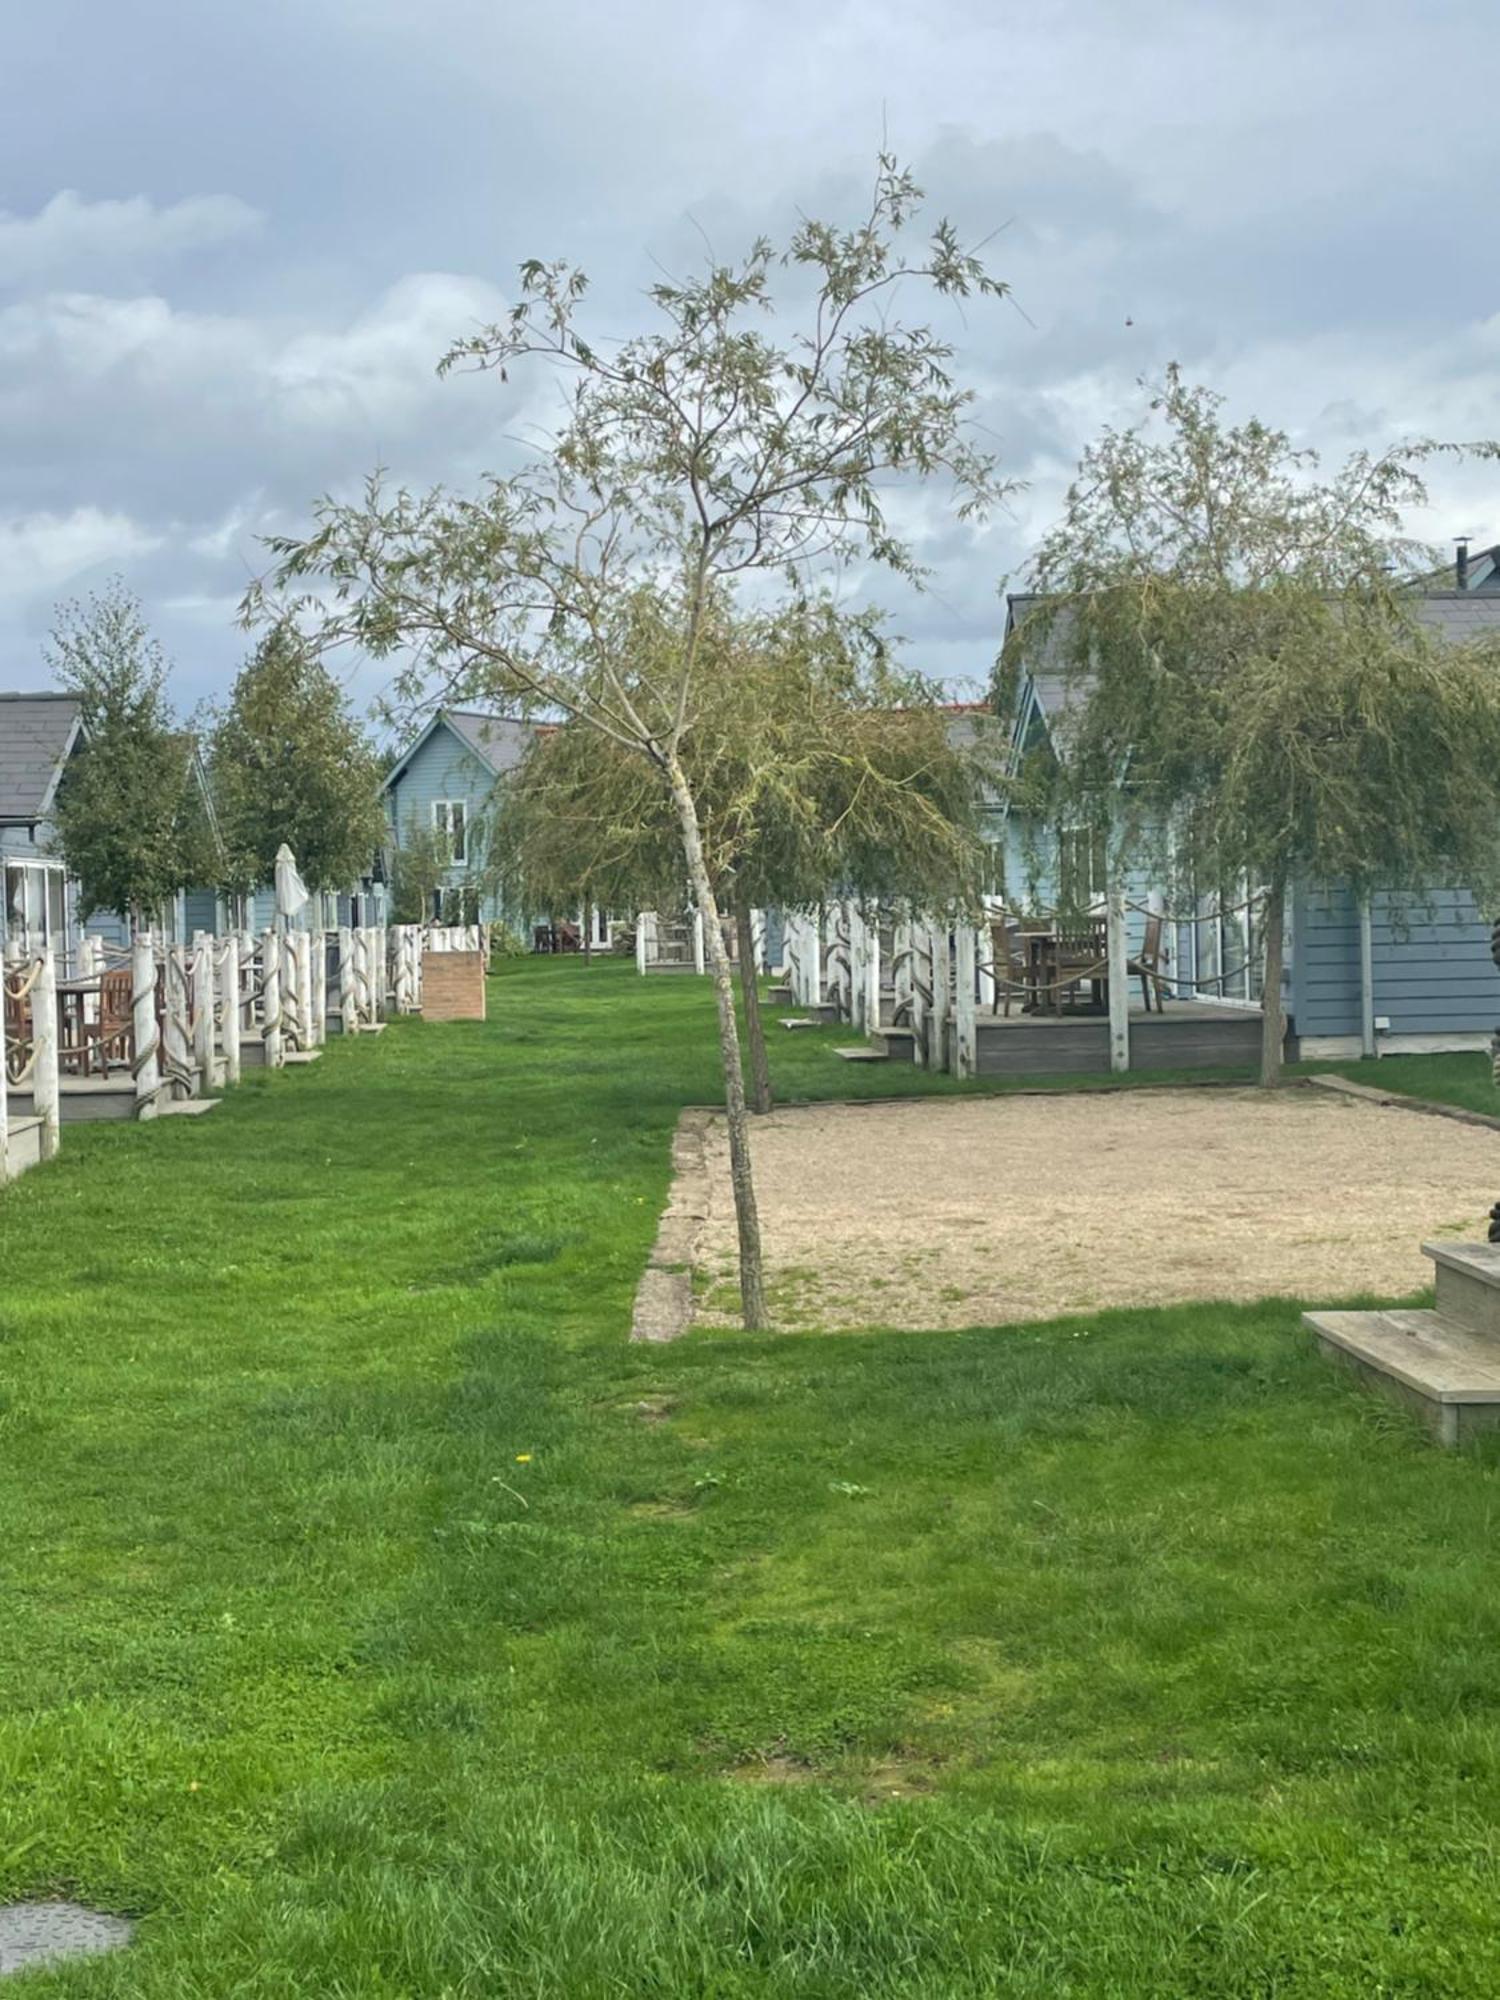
[689,1088,1498,1331]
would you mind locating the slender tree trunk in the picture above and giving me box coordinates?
[734,894,773,1115]
[1259,876,1287,1087]
[665,756,767,1330]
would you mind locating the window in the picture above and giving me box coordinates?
[4,859,67,955]
[432,799,467,864]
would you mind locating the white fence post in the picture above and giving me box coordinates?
[930,922,952,1073]
[262,930,284,1068]
[32,949,60,1160]
[297,929,315,1051]
[1106,866,1130,1075]
[192,933,215,1086]
[954,924,978,1080]
[909,923,930,1068]
[338,927,355,1034]
[163,944,196,1095]
[311,926,327,1045]
[862,913,881,1036]
[220,934,241,1086]
[0,959,8,1183]
[132,934,160,1115]
[691,909,705,976]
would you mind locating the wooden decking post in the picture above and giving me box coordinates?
[297,928,315,1050]
[32,948,60,1160]
[930,922,952,1073]
[220,934,241,1086]
[893,915,914,1036]
[0,960,9,1183]
[311,924,328,1045]
[909,923,930,1069]
[954,924,978,1079]
[691,909,705,976]
[863,914,882,1036]
[338,927,355,1034]
[1106,865,1130,1074]
[192,932,215,1085]
[163,944,195,1096]
[131,934,160,1115]
[262,930,284,1068]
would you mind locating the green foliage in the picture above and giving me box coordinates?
[388,815,452,923]
[48,579,215,923]
[209,624,386,895]
[5,964,1500,1991]
[1005,368,1500,908]
[249,153,1008,878]
[499,594,997,921]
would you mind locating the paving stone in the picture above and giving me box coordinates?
[0,1902,132,1977]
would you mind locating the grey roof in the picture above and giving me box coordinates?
[1005,586,1500,732]
[383,708,538,790]
[441,711,536,775]
[1411,593,1500,641]
[0,692,83,824]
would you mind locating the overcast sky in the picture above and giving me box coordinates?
[4,0,1498,727]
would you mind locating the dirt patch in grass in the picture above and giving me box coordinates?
[685,1088,1498,1331]
[628,1395,676,1425]
[728,1753,818,1786]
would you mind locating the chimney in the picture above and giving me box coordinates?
[1456,536,1472,590]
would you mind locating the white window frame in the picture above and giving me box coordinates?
[432,799,468,865]
[4,857,69,959]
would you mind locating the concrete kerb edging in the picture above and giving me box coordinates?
[1301,1072,1500,1134]
[629,1107,715,1342]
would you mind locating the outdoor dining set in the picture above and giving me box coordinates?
[987,911,1169,1016]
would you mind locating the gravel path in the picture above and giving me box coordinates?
[689,1087,1498,1331]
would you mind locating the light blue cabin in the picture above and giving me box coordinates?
[1002,550,1500,1059]
[383,709,533,928]
[0,692,84,967]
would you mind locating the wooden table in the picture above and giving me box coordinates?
[1020,921,1109,1015]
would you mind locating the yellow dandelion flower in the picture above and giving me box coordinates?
[515,1453,532,1464]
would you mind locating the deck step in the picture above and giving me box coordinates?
[156,1097,221,1117]
[833,1045,889,1062]
[765,984,793,1004]
[1425,1241,1500,1339]
[1305,1306,1500,1445]
[873,1028,916,1062]
[2,1115,44,1177]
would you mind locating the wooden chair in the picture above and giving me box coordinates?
[987,916,1030,1016]
[1051,920,1108,1014]
[1128,912,1169,1013]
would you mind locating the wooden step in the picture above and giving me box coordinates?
[873,1028,916,1062]
[2,1115,44,1178]
[1425,1241,1500,1340]
[1305,1306,1500,1445]
[765,984,793,1004]
[833,1045,888,1062]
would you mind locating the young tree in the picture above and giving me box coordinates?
[210,624,386,896]
[48,580,212,926]
[388,815,453,924]
[250,158,1007,1327]
[498,594,995,1112]
[1006,368,1500,1084]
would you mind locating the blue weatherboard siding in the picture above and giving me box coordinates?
[1291,883,1499,1037]
[384,712,534,923]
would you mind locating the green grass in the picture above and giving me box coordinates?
[5,958,1500,1993]
[1291,1047,1500,1119]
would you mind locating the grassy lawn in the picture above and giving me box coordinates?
[5,957,1500,1993]
[1292,1047,1500,1119]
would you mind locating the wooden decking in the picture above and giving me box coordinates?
[972,1000,1264,1076]
[7,1076,143,1122]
